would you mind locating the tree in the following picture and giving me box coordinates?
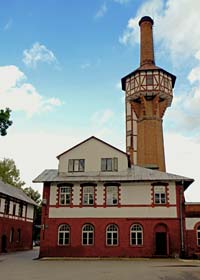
[0,158,25,188]
[23,186,41,204]
[0,108,12,136]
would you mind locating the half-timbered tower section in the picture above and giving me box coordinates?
[0,180,37,253]
[121,16,176,172]
[34,136,193,258]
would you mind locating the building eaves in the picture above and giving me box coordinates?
[0,180,38,206]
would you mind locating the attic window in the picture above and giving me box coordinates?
[68,159,85,172]
[101,158,118,172]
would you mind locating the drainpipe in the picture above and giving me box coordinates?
[179,181,185,257]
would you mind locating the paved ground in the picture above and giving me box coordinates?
[1,248,200,280]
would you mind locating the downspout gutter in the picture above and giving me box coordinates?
[180,181,185,257]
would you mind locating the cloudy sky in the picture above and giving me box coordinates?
[0,0,200,201]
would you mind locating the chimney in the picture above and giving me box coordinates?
[139,16,155,67]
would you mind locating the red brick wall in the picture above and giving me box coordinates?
[0,217,33,253]
[39,217,181,258]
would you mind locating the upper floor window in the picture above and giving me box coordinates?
[68,159,85,172]
[82,224,94,245]
[197,225,200,246]
[4,199,10,215]
[58,224,70,245]
[130,224,143,246]
[106,185,118,205]
[12,203,16,216]
[106,224,118,246]
[59,186,72,205]
[18,204,23,217]
[82,186,94,205]
[154,186,166,205]
[101,158,118,172]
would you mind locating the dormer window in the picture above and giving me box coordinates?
[101,158,118,172]
[68,159,85,172]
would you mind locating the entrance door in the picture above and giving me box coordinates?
[155,232,167,255]
[1,235,7,253]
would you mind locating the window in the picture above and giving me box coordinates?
[18,204,23,217]
[106,186,118,205]
[12,203,16,216]
[17,229,21,243]
[68,159,85,172]
[10,228,14,243]
[82,224,94,245]
[197,225,200,246]
[101,158,118,172]
[4,199,10,215]
[58,224,70,245]
[82,186,94,205]
[106,224,118,246]
[147,74,153,85]
[154,186,166,204]
[130,224,143,246]
[59,186,72,205]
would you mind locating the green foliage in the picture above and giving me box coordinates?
[23,186,41,204]
[0,158,25,188]
[0,108,12,136]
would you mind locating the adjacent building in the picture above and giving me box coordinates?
[0,180,37,253]
[34,16,200,258]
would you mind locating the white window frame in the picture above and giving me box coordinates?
[106,224,118,246]
[154,186,166,204]
[58,224,70,246]
[197,225,200,246]
[130,224,143,246]
[82,186,94,205]
[106,186,118,205]
[59,186,72,205]
[82,224,94,246]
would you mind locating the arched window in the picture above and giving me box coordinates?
[197,225,200,246]
[130,224,143,246]
[106,224,118,246]
[10,228,14,243]
[58,224,70,245]
[82,224,94,245]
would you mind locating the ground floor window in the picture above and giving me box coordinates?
[82,224,94,245]
[197,225,200,246]
[130,224,143,246]
[58,224,70,245]
[106,224,118,246]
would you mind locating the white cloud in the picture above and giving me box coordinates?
[188,66,200,84]
[23,42,57,68]
[91,109,114,126]
[120,0,200,60]
[165,132,200,202]
[4,18,13,31]
[95,3,107,19]
[0,65,62,116]
[81,63,91,69]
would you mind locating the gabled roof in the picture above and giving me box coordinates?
[33,165,194,190]
[0,180,38,206]
[57,136,128,159]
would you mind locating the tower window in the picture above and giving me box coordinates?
[68,159,85,172]
[147,74,153,85]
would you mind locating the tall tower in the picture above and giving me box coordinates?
[121,16,176,172]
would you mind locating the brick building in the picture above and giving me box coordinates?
[34,16,200,258]
[0,180,37,253]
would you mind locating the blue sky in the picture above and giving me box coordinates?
[0,0,200,201]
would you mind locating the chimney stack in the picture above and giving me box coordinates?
[139,16,155,67]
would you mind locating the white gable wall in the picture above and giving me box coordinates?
[58,138,128,173]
